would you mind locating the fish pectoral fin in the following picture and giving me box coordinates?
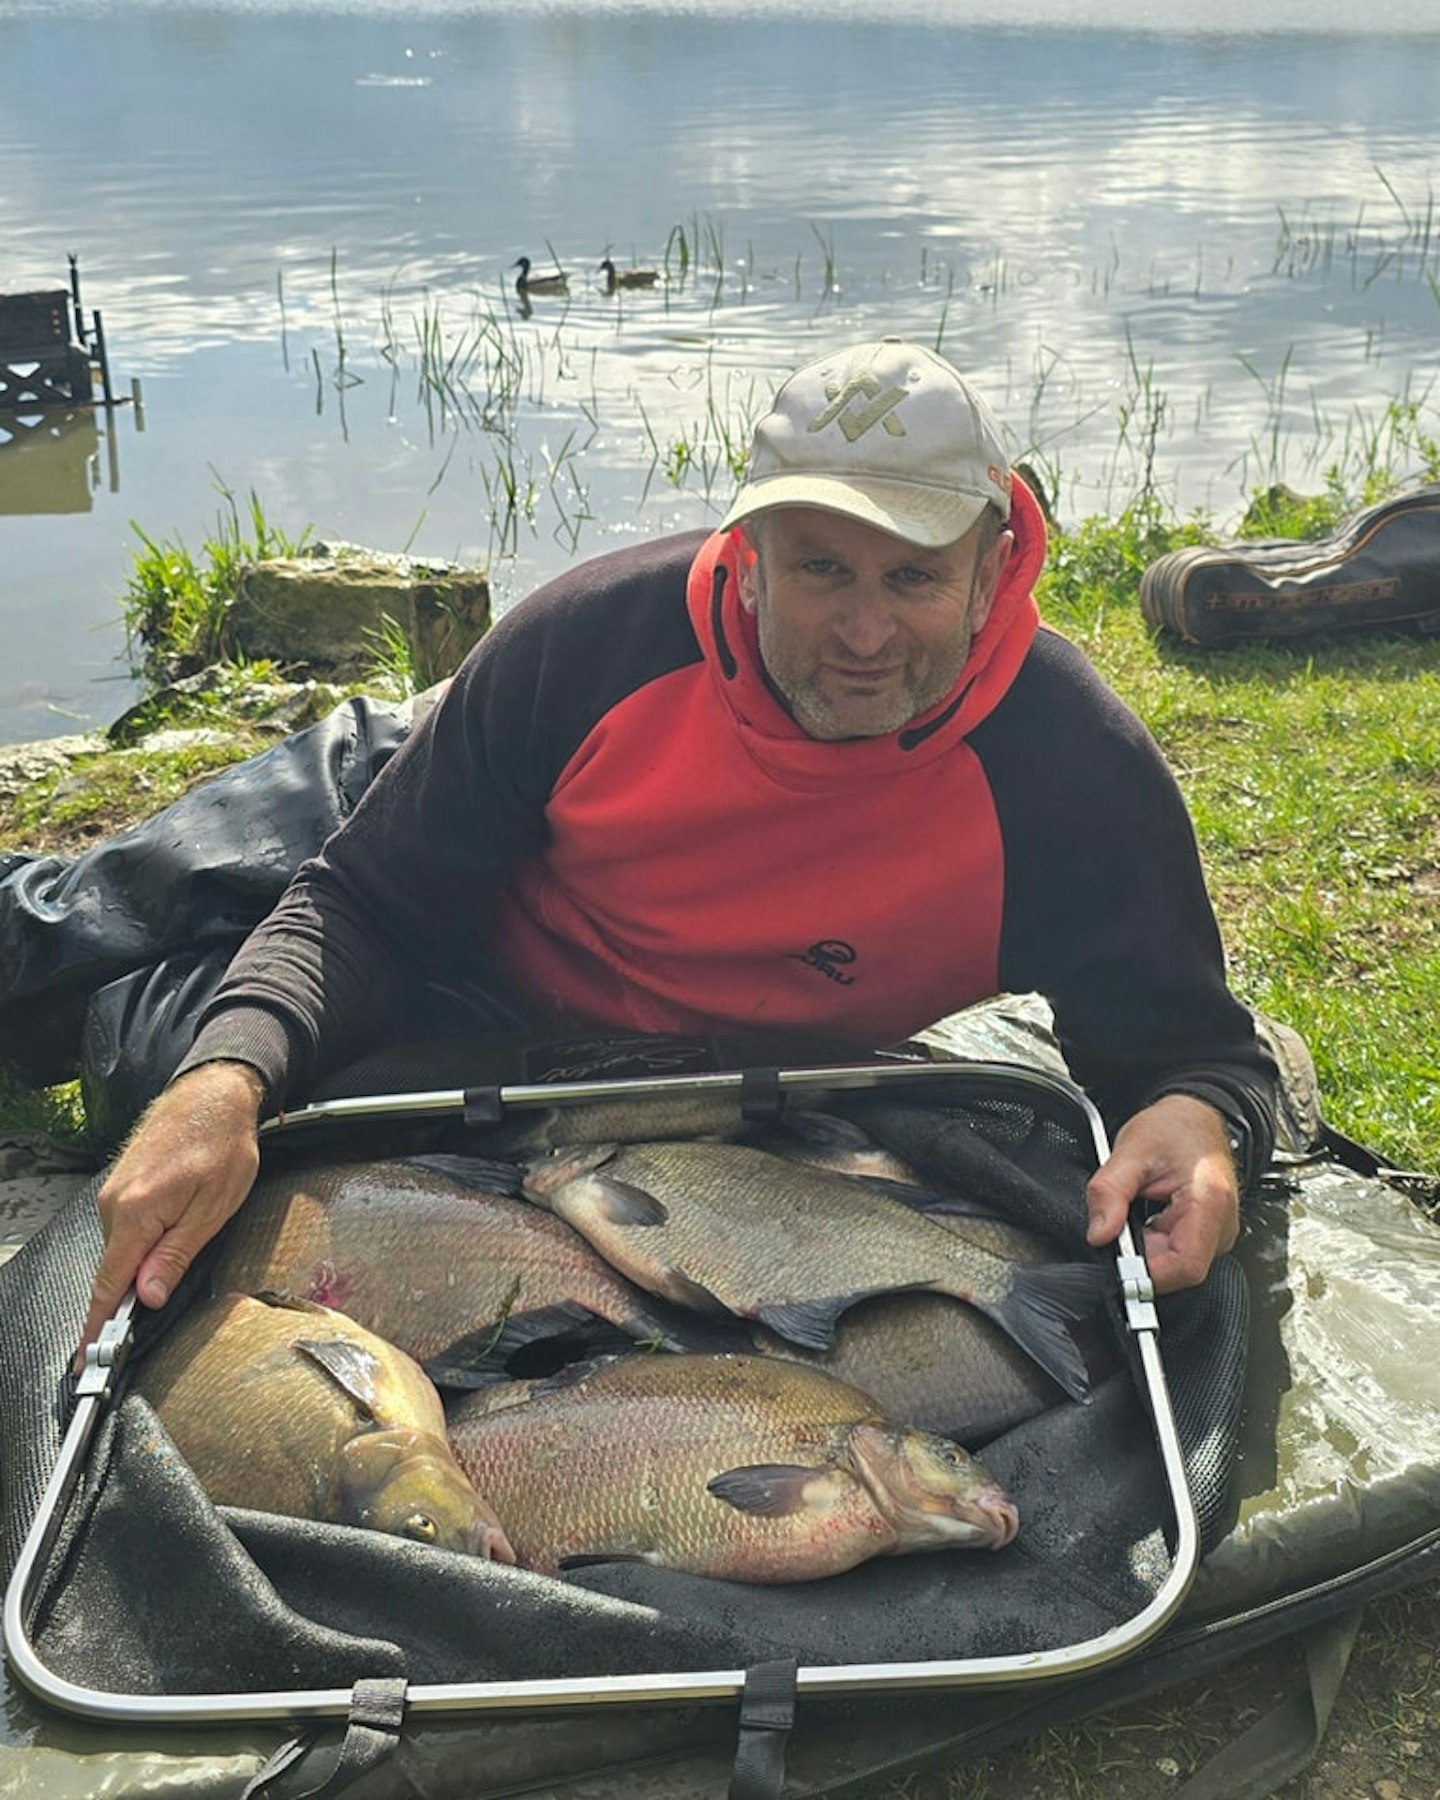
[557,1548,660,1571]
[402,1153,524,1196]
[874,1184,1003,1217]
[594,1176,669,1226]
[661,1268,732,1318]
[293,1337,384,1421]
[707,1463,853,1517]
[754,1294,857,1351]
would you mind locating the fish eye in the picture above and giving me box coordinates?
[404,1513,439,1542]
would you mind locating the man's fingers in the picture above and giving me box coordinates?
[76,1200,179,1366]
[1141,1221,1214,1296]
[1084,1162,1143,1248]
[134,1227,208,1310]
[78,1252,145,1367]
[77,1293,123,1369]
[75,1063,268,1372]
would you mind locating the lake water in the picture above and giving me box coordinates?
[2,0,1438,744]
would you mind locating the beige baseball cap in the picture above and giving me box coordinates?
[720,337,1013,548]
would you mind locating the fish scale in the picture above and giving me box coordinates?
[208,1155,689,1370]
[135,1291,514,1559]
[446,1352,1017,1582]
[522,1139,1103,1401]
[750,1291,1065,1444]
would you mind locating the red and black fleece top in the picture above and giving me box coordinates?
[183,478,1276,1164]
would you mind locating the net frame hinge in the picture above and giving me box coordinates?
[72,1294,137,1401]
[1116,1251,1159,1333]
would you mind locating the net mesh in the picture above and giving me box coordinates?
[0,1051,1244,1708]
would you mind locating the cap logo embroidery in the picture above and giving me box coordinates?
[807,373,908,443]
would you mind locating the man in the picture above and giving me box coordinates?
[80,337,1276,1355]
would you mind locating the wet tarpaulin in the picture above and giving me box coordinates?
[0,690,428,1131]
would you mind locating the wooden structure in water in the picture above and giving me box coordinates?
[0,255,114,417]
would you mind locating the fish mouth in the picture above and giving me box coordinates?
[851,1425,1021,1551]
[911,1485,1019,1551]
[474,1519,519,1564]
[970,1490,1020,1551]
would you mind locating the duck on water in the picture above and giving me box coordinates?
[599,256,660,293]
[511,255,569,297]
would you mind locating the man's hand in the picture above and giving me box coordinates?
[76,1062,267,1362]
[1084,1093,1240,1294]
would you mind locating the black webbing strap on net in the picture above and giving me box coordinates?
[238,1676,408,1798]
[728,1657,799,1800]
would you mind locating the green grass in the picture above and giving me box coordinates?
[0,735,273,853]
[0,1061,84,1142]
[123,478,311,684]
[1034,482,1440,1172]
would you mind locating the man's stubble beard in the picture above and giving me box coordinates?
[752,570,979,743]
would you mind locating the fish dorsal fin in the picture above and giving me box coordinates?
[775,1111,875,1151]
[850,1176,970,1208]
[557,1549,658,1570]
[707,1463,854,1517]
[886,1187,1015,1221]
[294,1337,384,1421]
[529,1352,633,1397]
[402,1153,523,1196]
[429,1298,608,1376]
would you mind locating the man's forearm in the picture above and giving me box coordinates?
[172,864,410,1108]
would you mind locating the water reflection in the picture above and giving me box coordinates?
[1,4,1439,743]
[0,411,110,515]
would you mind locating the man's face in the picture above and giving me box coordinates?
[737,506,1013,741]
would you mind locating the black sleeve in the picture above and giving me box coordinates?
[175,531,707,1105]
[975,632,1277,1184]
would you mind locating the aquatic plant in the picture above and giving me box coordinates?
[122,479,311,684]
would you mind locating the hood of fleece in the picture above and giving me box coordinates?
[686,474,1045,780]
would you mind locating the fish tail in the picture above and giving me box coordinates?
[975,1263,1105,1403]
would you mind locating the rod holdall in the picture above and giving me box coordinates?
[1138,483,1440,648]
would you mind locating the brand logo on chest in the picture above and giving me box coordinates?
[788,939,858,985]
